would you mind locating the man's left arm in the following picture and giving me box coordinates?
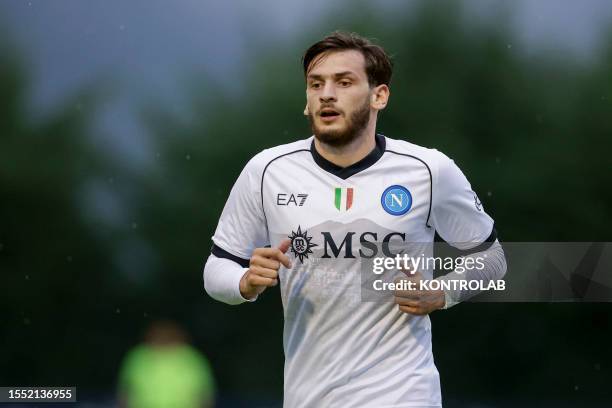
[395,151,507,315]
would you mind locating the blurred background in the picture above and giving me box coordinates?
[1,0,611,407]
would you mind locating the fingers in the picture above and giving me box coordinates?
[394,288,423,300]
[239,268,277,299]
[242,240,293,298]
[395,287,439,301]
[277,238,291,254]
[393,275,422,299]
[249,265,279,280]
[398,305,427,315]
[393,277,420,314]
[276,239,292,268]
[393,272,438,315]
[400,268,422,279]
[394,283,446,315]
[246,273,278,288]
[394,296,420,307]
[250,255,280,270]
[253,241,292,269]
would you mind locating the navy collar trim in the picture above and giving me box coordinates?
[310,134,386,180]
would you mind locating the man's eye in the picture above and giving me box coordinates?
[310,83,322,89]
[339,81,351,87]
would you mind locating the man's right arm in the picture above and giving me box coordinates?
[202,152,293,305]
[204,254,251,305]
[204,241,292,305]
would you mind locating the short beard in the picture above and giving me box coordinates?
[309,98,371,148]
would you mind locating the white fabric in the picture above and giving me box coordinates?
[438,239,507,309]
[203,254,252,305]
[431,150,493,248]
[205,135,504,408]
[212,155,270,259]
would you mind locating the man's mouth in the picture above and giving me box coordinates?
[319,108,341,122]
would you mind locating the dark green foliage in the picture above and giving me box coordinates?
[1,2,610,403]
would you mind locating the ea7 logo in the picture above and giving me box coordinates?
[277,193,308,206]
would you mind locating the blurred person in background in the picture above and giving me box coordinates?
[117,320,216,408]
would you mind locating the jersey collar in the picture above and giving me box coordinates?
[310,133,386,180]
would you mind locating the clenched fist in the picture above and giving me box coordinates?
[394,270,446,315]
[240,239,292,300]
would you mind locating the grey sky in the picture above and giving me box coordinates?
[1,0,611,166]
[0,0,333,113]
[2,0,611,114]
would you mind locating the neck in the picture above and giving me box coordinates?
[314,119,377,168]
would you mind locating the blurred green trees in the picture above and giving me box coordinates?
[1,1,611,405]
[0,40,121,384]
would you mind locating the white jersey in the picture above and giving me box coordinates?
[211,134,495,408]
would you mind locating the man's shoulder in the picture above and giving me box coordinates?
[384,136,472,188]
[384,135,449,167]
[243,137,313,174]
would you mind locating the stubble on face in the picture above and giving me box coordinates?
[308,96,371,148]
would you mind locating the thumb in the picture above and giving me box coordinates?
[401,267,422,280]
[278,238,291,254]
[407,270,423,281]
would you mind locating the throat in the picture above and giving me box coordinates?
[314,133,376,168]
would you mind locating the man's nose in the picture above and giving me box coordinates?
[320,82,337,103]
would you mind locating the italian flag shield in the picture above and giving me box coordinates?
[334,187,354,211]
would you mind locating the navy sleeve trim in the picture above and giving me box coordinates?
[434,225,498,256]
[210,244,250,268]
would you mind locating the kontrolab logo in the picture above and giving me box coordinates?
[289,226,318,263]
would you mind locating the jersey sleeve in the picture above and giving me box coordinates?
[431,152,495,250]
[211,156,269,263]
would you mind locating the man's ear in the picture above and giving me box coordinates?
[371,84,390,110]
[303,104,310,116]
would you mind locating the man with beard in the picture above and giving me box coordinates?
[204,32,506,407]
